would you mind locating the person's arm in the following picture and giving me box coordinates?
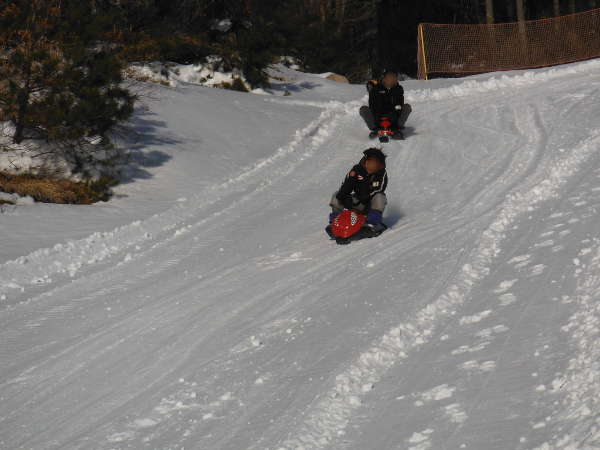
[336,170,358,209]
[397,85,405,107]
[369,89,382,117]
[368,89,376,112]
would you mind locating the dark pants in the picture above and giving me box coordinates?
[360,104,412,131]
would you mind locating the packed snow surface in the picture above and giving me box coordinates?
[2,60,600,449]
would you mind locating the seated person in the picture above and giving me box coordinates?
[327,148,388,237]
[360,70,412,140]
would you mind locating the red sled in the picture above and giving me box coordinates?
[377,116,403,143]
[332,209,367,239]
[327,210,388,245]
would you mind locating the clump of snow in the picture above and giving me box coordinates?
[416,384,456,405]
[459,310,492,325]
[445,403,468,424]
[459,360,496,373]
[494,279,518,294]
[211,18,232,33]
[1,121,116,181]
[0,192,34,206]
[132,418,157,428]
[278,56,302,71]
[126,57,251,91]
[316,72,335,79]
[537,243,600,449]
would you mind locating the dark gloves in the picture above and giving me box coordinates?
[342,196,355,210]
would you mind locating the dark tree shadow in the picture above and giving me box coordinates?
[268,81,322,94]
[117,108,178,184]
[384,204,405,228]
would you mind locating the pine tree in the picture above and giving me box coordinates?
[0,1,62,143]
[0,0,134,145]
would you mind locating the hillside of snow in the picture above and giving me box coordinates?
[2,61,600,450]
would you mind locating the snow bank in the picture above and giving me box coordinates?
[0,192,35,206]
[278,56,302,71]
[0,122,116,181]
[406,58,600,103]
[126,56,251,91]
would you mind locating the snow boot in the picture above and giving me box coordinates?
[326,212,339,239]
[363,211,387,237]
[325,225,335,239]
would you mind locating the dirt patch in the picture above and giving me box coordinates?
[0,172,116,204]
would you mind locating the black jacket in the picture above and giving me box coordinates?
[336,163,388,209]
[368,81,405,116]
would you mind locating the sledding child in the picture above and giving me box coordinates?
[327,148,388,238]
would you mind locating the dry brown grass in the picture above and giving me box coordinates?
[0,171,115,204]
[124,69,171,86]
[218,78,250,92]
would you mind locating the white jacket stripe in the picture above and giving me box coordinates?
[371,171,388,196]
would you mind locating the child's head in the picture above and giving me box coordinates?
[382,70,398,89]
[362,148,387,174]
[364,157,381,174]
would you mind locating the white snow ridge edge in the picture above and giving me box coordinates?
[406,58,600,103]
[280,131,600,450]
[535,244,600,450]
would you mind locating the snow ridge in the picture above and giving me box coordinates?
[270,59,600,109]
[536,244,600,449]
[406,59,600,103]
[280,130,600,450]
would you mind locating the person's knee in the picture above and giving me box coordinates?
[355,202,368,212]
[367,210,383,225]
[403,103,412,114]
[330,191,344,211]
[330,191,339,206]
[359,105,371,117]
[371,193,387,212]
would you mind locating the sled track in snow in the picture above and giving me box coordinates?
[279,127,600,449]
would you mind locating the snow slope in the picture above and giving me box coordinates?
[0,71,334,261]
[2,60,600,450]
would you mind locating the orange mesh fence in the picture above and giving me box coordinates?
[418,8,600,80]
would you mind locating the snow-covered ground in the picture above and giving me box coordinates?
[2,60,600,450]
